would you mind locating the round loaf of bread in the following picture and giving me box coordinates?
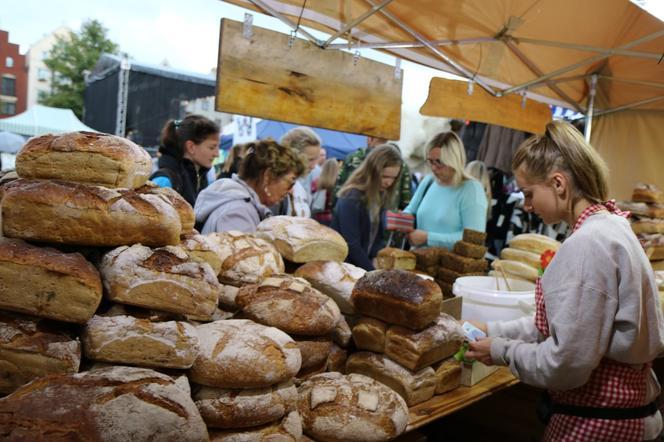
[294,261,365,314]
[194,381,297,429]
[256,216,349,263]
[189,319,301,388]
[100,244,219,320]
[15,131,153,188]
[297,372,408,442]
[136,183,195,233]
[180,232,224,275]
[0,365,208,441]
[236,275,341,336]
[82,315,200,369]
[508,233,560,255]
[2,178,182,246]
[295,338,333,371]
[209,410,302,441]
[208,231,285,285]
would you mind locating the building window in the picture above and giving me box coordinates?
[0,101,16,116]
[37,90,49,103]
[5,57,13,68]
[41,51,49,61]
[37,68,49,81]
[1,77,16,96]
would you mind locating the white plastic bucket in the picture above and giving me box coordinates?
[453,276,536,323]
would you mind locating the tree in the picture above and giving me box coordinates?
[43,19,119,118]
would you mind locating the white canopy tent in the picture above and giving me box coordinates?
[0,105,98,137]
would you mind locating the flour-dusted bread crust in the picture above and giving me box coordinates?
[100,244,219,320]
[82,315,199,369]
[208,231,285,285]
[256,216,348,263]
[294,261,365,315]
[209,411,302,442]
[352,317,387,353]
[0,365,208,441]
[15,132,153,188]
[297,372,408,442]
[346,352,437,406]
[384,313,464,371]
[236,275,341,337]
[189,320,301,389]
[0,237,102,323]
[508,233,561,255]
[180,232,224,275]
[351,269,442,331]
[137,183,195,233]
[2,178,182,246]
[195,382,297,429]
[0,311,80,394]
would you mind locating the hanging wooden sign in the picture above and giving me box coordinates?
[216,18,402,139]
[420,77,551,134]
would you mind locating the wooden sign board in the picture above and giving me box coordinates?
[420,77,551,134]
[216,19,402,140]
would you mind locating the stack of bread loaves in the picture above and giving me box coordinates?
[618,184,664,271]
[375,247,417,270]
[436,229,488,298]
[347,269,465,406]
[492,233,561,283]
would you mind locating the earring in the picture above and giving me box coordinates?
[264,186,272,198]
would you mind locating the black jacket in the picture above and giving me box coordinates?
[151,154,210,207]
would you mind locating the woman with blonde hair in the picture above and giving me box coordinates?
[465,160,493,217]
[404,131,487,249]
[332,145,402,270]
[219,143,247,179]
[279,126,322,218]
[465,121,664,441]
[310,158,339,226]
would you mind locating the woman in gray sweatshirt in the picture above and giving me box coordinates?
[466,121,664,441]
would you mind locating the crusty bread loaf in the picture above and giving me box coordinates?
[0,311,80,394]
[219,284,241,310]
[508,233,560,255]
[351,269,442,331]
[101,244,219,320]
[194,382,297,429]
[180,232,224,275]
[331,315,351,348]
[2,178,182,246]
[82,315,200,369]
[189,320,301,389]
[294,261,365,314]
[0,237,102,323]
[137,183,195,232]
[376,247,416,270]
[256,216,348,263]
[438,268,460,285]
[463,229,487,245]
[632,183,664,204]
[492,259,539,283]
[632,218,664,235]
[640,233,664,261]
[453,241,487,259]
[0,365,208,441]
[500,247,541,269]
[209,411,302,442]
[441,253,487,274]
[345,352,437,406]
[384,313,464,371]
[351,317,387,353]
[327,343,347,374]
[296,338,333,372]
[433,357,462,394]
[616,200,650,217]
[647,204,664,219]
[297,372,408,442]
[412,247,446,268]
[236,275,341,337]
[15,132,152,188]
[208,231,285,285]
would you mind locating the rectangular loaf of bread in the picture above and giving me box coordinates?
[384,313,464,371]
[0,311,81,394]
[351,317,387,353]
[2,179,182,247]
[441,253,487,274]
[376,248,416,270]
[346,352,436,406]
[453,241,487,259]
[433,357,462,394]
[351,269,442,331]
[0,238,102,323]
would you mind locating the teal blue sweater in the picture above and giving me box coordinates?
[404,175,487,249]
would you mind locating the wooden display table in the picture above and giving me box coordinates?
[407,367,518,431]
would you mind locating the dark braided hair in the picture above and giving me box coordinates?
[159,114,219,159]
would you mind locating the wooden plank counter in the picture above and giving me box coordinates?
[407,367,518,431]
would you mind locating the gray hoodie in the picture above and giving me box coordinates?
[194,175,272,234]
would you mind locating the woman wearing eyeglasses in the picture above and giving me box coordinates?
[194,139,305,234]
[404,131,488,249]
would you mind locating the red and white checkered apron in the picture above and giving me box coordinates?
[535,201,653,441]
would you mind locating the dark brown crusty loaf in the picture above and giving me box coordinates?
[0,237,102,323]
[2,178,182,246]
[0,365,208,441]
[194,382,297,429]
[297,372,408,442]
[453,241,487,259]
[0,311,81,394]
[462,229,487,245]
[351,269,442,331]
[100,244,219,320]
[441,252,487,274]
[15,131,153,188]
[236,275,341,336]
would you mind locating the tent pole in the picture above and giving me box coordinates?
[327,36,495,50]
[516,37,662,61]
[584,74,598,142]
[248,0,322,45]
[321,0,395,48]
[594,95,664,117]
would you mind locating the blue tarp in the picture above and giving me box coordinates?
[220,134,233,151]
[256,120,367,160]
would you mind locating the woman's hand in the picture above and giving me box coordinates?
[408,229,428,246]
[465,338,494,365]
